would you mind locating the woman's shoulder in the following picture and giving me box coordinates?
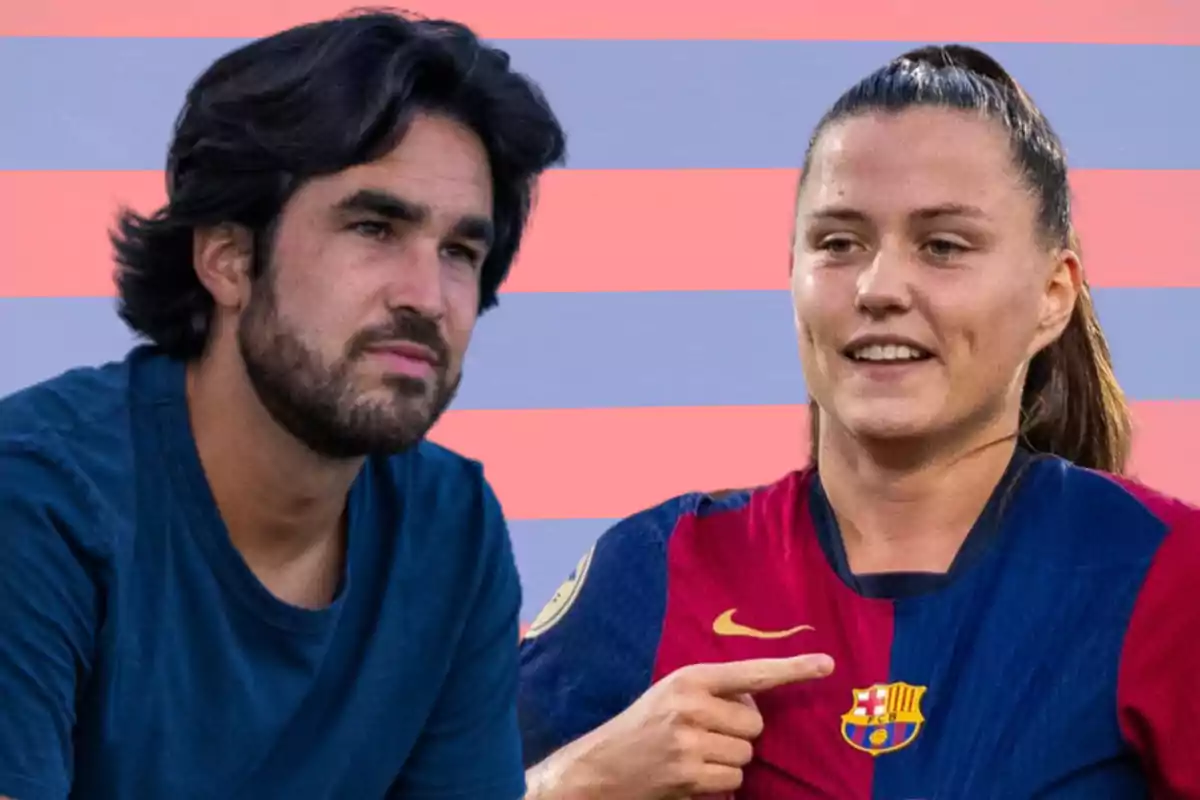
[1037,457,1200,560]
[1066,460,1199,531]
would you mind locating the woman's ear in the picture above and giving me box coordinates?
[1029,247,1081,358]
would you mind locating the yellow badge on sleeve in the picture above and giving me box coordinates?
[524,545,596,639]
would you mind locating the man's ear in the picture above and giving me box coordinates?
[193,224,256,312]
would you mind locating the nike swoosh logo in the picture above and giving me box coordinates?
[712,608,815,640]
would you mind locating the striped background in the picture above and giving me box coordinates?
[2,2,1199,623]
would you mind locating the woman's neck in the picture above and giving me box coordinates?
[817,422,1019,575]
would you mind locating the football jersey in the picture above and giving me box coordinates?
[518,449,1200,798]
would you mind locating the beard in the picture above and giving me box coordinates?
[237,277,460,460]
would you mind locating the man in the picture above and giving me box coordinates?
[0,11,565,799]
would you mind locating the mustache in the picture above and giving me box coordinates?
[350,313,450,368]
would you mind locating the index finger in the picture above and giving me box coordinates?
[690,654,835,696]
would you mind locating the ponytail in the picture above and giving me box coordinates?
[1017,232,1131,472]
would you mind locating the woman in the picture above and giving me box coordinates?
[519,45,1199,799]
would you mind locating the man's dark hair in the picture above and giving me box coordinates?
[112,8,568,359]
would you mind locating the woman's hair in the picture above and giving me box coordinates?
[799,44,1131,473]
[112,9,567,360]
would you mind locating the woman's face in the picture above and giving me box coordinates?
[792,107,1078,451]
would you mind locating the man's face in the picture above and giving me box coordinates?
[237,113,494,458]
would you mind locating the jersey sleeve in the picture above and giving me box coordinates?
[1117,505,1200,799]
[0,444,103,800]
[388,477,525,800]
[517,495,690,767]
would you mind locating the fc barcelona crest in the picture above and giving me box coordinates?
[840,682,927,756]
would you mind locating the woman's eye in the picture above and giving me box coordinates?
[819,236,860,255]
[924,239,969,259]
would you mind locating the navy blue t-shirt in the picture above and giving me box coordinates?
[0,347,525,799]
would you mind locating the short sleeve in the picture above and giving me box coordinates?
[517,496,689,766]
[1117,511,1200,799]
[388,479,525,800]
[0,445,102,800]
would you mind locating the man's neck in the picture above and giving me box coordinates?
[817,416,1019,575]
[186,346,360,604]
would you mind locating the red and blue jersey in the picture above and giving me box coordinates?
[518,450,1200,798]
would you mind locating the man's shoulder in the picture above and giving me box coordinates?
[410,438,487,481]
[363,441,519,635]
[0,352,146,552]
[365,440,504,566]
[0,351,143,448]
[375,439,492,507]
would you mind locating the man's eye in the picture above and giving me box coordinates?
[442,244,482,267]
[352,221,391,240]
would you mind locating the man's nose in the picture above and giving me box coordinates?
[385,242,448,319]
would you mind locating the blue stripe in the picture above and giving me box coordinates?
[0,288,1194,405]
[0,38,1197,170]
[510,518,611,618]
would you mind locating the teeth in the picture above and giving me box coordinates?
[851,344,928,362]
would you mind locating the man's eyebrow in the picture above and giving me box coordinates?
[334,189,427,222]
[335,189,494,247]
[451,216,495,248]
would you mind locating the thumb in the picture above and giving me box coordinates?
[731,692,757,711]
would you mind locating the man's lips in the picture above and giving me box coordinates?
[364,341,440,378]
